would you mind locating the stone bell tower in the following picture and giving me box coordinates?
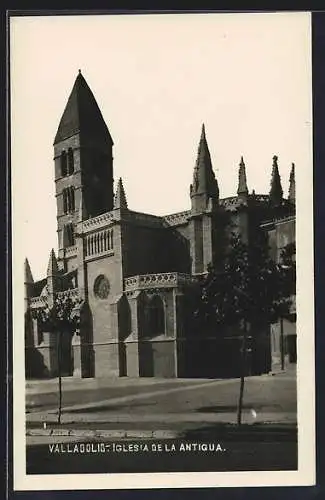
[53,70,115,258]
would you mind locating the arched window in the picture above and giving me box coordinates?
[148,295,165,336]
[63,189,68,214]
[63,187,75,214]
[104,231,108,251]
[67,148,74,175]
[69,187,75,212]
[61,151,67,177]
[66,223,75,246]
[62,223,75,247]
[118,295,131,341]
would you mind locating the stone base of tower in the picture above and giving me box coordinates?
[91,339,178,378]
[93,343,120,377]
[138,339,177,378]
[26,337,273,380]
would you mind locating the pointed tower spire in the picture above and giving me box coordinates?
[47,249,59,277]
[114,178,128,209]
[269,155,283,206]
[54,71,113,145]
[24,258,34,284]
[201,122,206,140]
[190,124,219,212]
[288,162,295,204]
[237,156,249,196]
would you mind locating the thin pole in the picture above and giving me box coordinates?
[280,317,285,371]
[237,321,247,426]
[58,331,62,424]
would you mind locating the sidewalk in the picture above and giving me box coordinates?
[26,420,297,444]
[27,409,297,425]
[26,408,297,444]
[26,406,297,442]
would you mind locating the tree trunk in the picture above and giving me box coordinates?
[280,317,285,371]
[237,321,247,426]
[57,331,62,424]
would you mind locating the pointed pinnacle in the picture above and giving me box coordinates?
[237,156,248,195]
[271,155,281,179]
[270,155,283,205]
[192,124,218,200]
[24,258,34,284]
[196,123,209,163]
[288,162,295,202]
[114,177,128,209]
[47,249,59,276]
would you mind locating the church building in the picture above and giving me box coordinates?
[24,71,296,379]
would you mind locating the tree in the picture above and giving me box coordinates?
[275,242,296,369]
[31,294,83,423]
[198,231,294,425]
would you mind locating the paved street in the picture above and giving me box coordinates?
[26,371,296,425]
[26,377,224,413]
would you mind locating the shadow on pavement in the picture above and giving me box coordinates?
[67,402,157,413]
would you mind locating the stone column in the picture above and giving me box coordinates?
[189,216,204,275]
[39,331,59,376]
[126,291,143,377]
[72,334,82,377]
[270,322,282,373]
[202,214,213,270]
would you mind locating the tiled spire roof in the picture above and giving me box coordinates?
[54,70,113,145]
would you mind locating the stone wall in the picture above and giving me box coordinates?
[122,221,191,278]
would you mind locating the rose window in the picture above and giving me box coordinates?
[94,275,110,299]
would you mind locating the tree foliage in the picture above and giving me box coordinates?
[31,294,83,334]
[197,232,295,333]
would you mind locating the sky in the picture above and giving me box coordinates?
[10,12,312,280]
